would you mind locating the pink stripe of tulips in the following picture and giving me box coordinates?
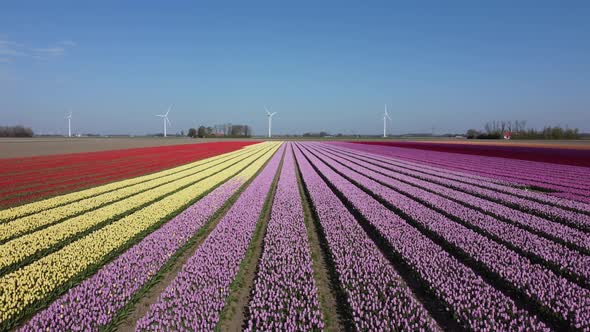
[135,145,285,331]
[333,142,590,202]
[21,179,244,331]
[314,144,590,284]
[325,145,590,220]
[303,143,590,330]
[322,143,590,229]
[296,143,549,331]
[245,144,324,331]
[292,144,440,331]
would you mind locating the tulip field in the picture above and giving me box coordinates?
[1,140,589,331]
[0,141,258,209]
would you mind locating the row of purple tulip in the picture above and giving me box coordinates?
[302,143,590,330]
[386,148,590,214]
[314,144,590,283]
[21,178,244,332]
[322,144,590,253]
[292,145,440,331]
[551,191,590,203]
[334,142,590,183]
[295,143,548,331]
[333,142,590,202]
[352,143,590,186]
[135,144,285,331]
[245,145,324,331]
[324,143,590,226]
[341,143,590,214]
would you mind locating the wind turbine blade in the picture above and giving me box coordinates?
[165,104,173,116]
[271,112,277,116]
[166,117,172,127]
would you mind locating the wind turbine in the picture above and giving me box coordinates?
[265,106,277,138]
[65,111,72,137]
[383,104,392,138]
[156,105,172,137]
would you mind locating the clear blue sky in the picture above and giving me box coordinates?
[1,0,589,135]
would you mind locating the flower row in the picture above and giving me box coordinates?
[0,147,256,243]
[0,142,258,208]
[316,144,590,281]
[337,142,590,202]
[346,141,590,183]
[135,143,285,331]
[325,144,590,252]
[326,143,590,218]
[296,143,548,331]
[0,144,274,329]
[293,145,439,331]
[325,144,590,231]
[0,147,209,186]
[0,146,270,276]
[0,143,260,222]
[20,143,281,331]
[305,144,590,330]
[246,144,324,331]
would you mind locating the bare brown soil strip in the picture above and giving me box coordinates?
[216,148,286,331]
[295,152,343,331]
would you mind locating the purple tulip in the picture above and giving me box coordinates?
[323,143,590,231]
[295,142,548,331]
[330,142,590,203]
[301,142,590,330]
[136,145,285,331]
[313,143,590,284]
[246,144,324,331]
[293,144,440,331]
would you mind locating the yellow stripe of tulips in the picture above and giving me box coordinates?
[0,142,264,222]
[0,143,265,242]
[0,143,272,273]
[0,141,281,325]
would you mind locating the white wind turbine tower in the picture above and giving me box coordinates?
[65,111,72,137]
[265,106,277,138]
[383,104,392,138]
[156,105,172,137]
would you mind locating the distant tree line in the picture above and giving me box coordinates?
[0,125,34,137]
[187,123,252,138]
[302,131,332,137]
[466,120,580,139]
